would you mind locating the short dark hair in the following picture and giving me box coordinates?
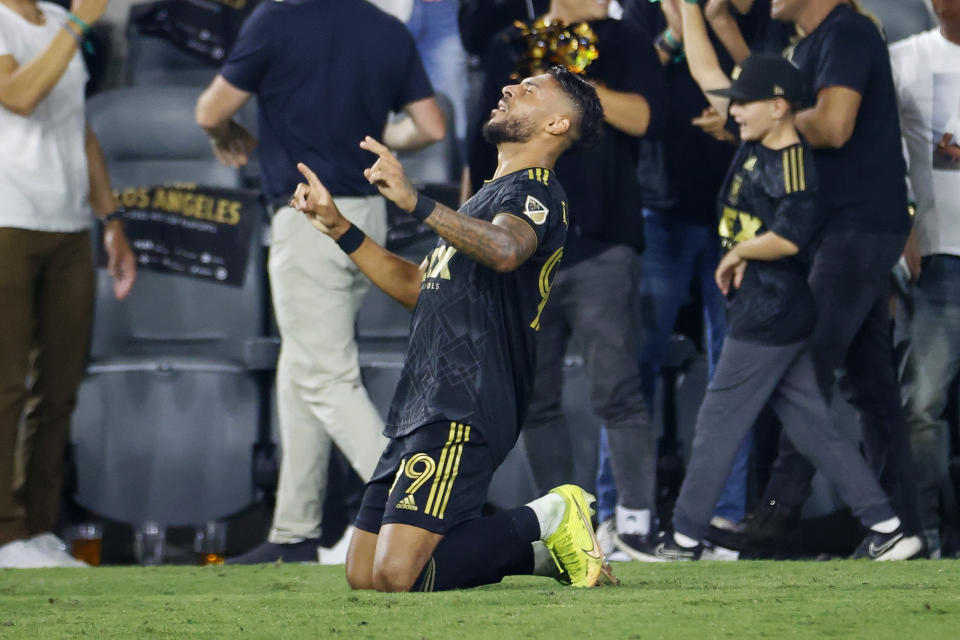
[547,66,604,149]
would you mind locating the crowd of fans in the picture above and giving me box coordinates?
[0,0,957,568]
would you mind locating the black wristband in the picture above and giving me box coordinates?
[101,207,127,226]
[410,193,436,222]
[335,223,366,254]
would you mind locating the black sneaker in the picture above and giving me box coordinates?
[614,533,657,562]
[226,539,321,564]
[630,531,703,562]
[852,527,923,561]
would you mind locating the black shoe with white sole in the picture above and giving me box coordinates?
[631,531,703,562]
[852,527,923,561]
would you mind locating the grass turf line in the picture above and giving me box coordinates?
[0,561,957,639]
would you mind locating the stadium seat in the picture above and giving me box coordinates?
[125,20,219,88]
[74,86,274,527]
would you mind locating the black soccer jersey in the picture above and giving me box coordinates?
[717,140,824,345]
[385,168,568,462]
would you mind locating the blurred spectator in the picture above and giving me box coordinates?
[195,0,445,563]
[722,0,924,549]
[0,0,136,568]
[374,0,468,156]
[859,0,936,43]
[893,0,960,558]
[458,0,550,58]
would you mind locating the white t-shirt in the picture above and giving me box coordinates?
[890,28,960,257]
[0,1,91,232]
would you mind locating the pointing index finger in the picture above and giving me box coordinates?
[297,162,325,191]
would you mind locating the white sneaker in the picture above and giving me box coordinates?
[700,544,740,561]
[596,518,618,557]
[27,533,89,568]
[0,539,64,568]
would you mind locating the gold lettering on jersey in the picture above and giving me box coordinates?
[743,156,758,172]
[535,168,543,182]
[729,176,744,204]
[561,201,568,226]
[719,206,763,249]
[542,169,550,185]
[530,247,564,331]
[731,66,742,80]
[424,246,457,281]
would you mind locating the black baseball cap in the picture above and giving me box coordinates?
[708,53,805,104]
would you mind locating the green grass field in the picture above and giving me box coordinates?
[1,561,958,639]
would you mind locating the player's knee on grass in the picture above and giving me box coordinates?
[371,555,426,592]
[345,529,378,590]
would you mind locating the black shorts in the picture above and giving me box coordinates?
[355,421,495,535]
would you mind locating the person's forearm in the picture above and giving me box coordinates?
[419,201,530,273]
[592,84,650,136]
[0,28,82,116]
[681,2,733,116]
[382,116,437,152]
[85,126,119,217]
[732,231,798,261]
[706,9,751,63]
[331,225,424,310]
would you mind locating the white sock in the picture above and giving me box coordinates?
[870,516,901,534]
[616,506,651,536]
[527,493,566,540]
[673,531,700,549]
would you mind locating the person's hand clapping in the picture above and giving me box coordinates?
[291,163,350,238]
[359,136,418,213]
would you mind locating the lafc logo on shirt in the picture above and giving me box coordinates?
[422,246,457,289]
[719,206,763,250]
[524,195,549,225]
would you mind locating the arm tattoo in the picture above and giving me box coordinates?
[423,202,535,272]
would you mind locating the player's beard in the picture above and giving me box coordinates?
[482,114,536,145]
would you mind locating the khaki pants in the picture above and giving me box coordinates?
[267,199,389,543]
[0,228,94,546]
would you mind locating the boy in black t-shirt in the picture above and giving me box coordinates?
[637,48,921,561]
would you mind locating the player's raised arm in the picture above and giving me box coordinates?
[292,162,424,311]
[359,136,538,273]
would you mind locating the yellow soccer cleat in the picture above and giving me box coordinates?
[543,484,606,588]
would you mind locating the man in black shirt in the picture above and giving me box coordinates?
[292,67,611,591]
[644,53,921,562]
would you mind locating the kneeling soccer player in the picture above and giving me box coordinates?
[639,41,922,561]
[291,67,616,590]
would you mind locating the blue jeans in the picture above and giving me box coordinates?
[406,0,467,155]
[596,211,751,525]
[904,254,960,531]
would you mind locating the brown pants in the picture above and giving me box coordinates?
[0,228,94,546]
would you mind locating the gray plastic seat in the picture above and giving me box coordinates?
[75,87,271,527]
[126,23,220,88]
